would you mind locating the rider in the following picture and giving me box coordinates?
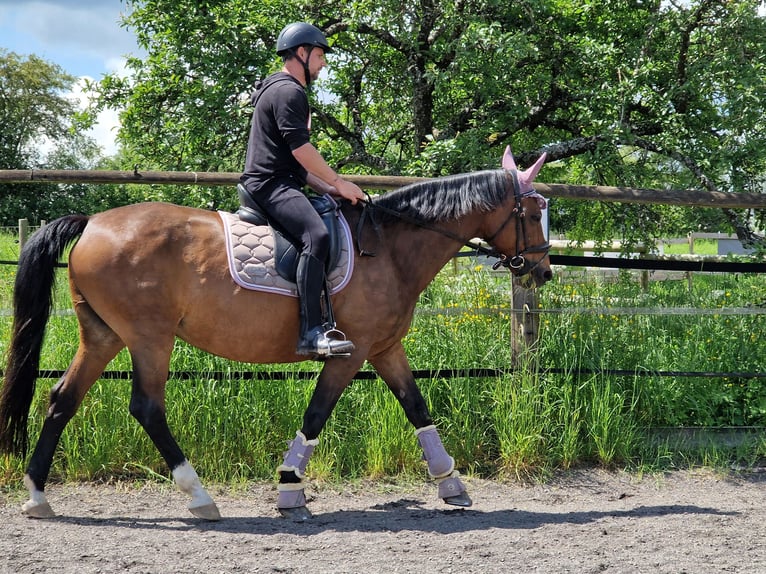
[240,22,365,357]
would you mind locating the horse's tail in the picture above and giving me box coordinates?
[0,214,89,456]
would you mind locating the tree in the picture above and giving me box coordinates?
[0,50,114,224]
[96,0,766,250]
[0,51,76,169]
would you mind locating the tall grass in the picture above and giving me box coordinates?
[1,228,765,485]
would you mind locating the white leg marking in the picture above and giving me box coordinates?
[21,474,55,518]
[172,460,221,520]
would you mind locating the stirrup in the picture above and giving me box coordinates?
[297,327,355,358]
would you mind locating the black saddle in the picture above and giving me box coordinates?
[236,183,343,282]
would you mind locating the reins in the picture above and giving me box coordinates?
[356,170,550,275]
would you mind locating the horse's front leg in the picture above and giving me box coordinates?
[370,343,472,507]
[277,359,361,520]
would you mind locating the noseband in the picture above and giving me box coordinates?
[358,170,550,276]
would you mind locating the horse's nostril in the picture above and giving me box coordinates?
[534,267,553,285]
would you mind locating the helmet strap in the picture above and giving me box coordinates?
[290,45,314,88]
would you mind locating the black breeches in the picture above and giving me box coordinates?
[247,178,329,262]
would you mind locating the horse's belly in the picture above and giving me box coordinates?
[176,291,304,365]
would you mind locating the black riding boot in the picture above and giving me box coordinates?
[295,253,355,357]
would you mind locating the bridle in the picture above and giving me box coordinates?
[358,169,551,276]
[484,169,551,273]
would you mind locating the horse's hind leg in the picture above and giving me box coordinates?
[127,341,220,520]
[22,304,124,518]
[370,344,472,507]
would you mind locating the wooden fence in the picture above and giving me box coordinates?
[3,168,765,362]
[2,168,766,209]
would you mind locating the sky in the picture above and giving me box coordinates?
[0,0,143,156]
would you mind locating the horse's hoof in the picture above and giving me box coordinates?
[21,500,55,519]
[189,502,221,521]
[279,505,313,521]
[443,492,473,508]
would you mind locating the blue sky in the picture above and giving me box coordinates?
[0,0,142,155]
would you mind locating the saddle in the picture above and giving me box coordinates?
[236,183,343,282]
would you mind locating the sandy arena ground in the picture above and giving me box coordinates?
[2,469,765,573]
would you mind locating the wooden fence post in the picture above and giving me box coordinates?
[510,274,540,365]
[686,231,694,291]
[18,218,28,250]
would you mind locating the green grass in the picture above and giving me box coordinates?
[662,238,717,255]
[1,230,765,486]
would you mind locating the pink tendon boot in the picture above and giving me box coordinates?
[415,425,469,502]
[276,430,318,511]
[415,425,455,478]
[277,430,318,479]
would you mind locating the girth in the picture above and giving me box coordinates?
[236,183,343,282]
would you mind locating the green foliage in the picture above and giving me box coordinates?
[92,0,292,173]
[0,50,128,224]
[0,51,76,170]
[4,2,766,241]
[90,1,766,248]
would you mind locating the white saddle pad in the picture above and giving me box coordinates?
[218,211,354,298]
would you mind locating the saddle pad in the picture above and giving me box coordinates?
[218,211,354,298]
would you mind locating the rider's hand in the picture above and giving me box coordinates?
[332,178,366,205]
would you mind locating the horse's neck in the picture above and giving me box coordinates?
[385,218,476,293]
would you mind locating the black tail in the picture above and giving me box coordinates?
[0,215,89,456]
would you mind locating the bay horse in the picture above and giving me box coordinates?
[0,147,551,521]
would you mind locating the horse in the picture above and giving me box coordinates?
[0,147,552,521]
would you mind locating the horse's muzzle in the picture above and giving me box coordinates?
[502,253,552,286]
[491,243,552,286]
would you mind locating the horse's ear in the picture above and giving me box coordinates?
[518,152,547,188]
[501,145,517,171]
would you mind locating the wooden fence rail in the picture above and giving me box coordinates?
[2,169,766,209]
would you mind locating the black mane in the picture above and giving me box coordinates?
[372,170,509,223]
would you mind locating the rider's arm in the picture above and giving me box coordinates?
[305,173,337,196]
[292,143,365,204]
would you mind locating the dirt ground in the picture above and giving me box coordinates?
[1,468,765,574]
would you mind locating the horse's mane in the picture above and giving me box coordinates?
[372,170,509,223]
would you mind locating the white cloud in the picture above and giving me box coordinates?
[105,55,132,76]
[12,1,136,61]
[70,56,135,157]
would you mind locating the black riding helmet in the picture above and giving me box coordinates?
[276,22,332,55]
[276,22,332,86]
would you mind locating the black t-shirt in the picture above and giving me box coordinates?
[241,72,311,190]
